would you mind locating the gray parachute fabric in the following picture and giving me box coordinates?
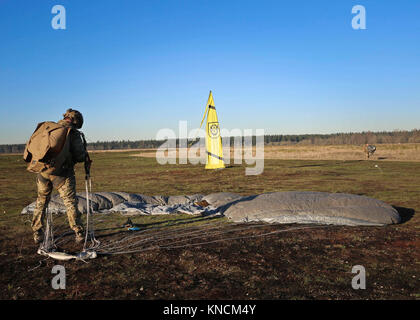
[202,192,244,208]
[219,191,400,226]
[21,191,400,226]
[21,192,214,216]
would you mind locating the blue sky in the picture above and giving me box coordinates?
[0,0,419,144]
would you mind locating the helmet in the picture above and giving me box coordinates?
[63,108,83,129]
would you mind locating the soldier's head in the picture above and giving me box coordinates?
[63,108,83,129]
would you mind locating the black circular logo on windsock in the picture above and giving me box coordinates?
[208,122,220,138]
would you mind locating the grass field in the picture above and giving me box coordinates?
[133,143,420,162]
[0,147,419,299]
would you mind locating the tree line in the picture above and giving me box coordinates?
[263,129,420,145]
[1,129,419,154]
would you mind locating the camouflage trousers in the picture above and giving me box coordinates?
[31,174,84,234]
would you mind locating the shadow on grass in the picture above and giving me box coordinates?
[289,160,364,168]
[393,206,415,224]
[289,163,332,168]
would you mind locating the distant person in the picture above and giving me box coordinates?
[364,144,376,159]
[23,109,90,244]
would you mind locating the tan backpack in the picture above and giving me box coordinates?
[23,121,72,174]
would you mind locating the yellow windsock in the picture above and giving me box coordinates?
[199,91,225,169]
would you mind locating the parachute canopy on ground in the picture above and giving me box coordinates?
[21,191,400,226]
[217,191,400,226]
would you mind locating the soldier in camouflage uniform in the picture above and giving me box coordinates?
[32,109,88,244]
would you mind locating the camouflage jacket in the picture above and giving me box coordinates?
[40,120,87,185]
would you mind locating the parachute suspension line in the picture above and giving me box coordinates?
[99,224,329,256]
[42,207,49,250]
[38,206,57,255]
[83,177,90,250]
[96,218,227,253]
[82,176,100,252]
[88,178,96,247]
[43,207,55,252]
[89,180,100,249]
[94,214,332,256]
[80,131,99,252]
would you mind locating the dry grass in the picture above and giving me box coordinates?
[132,143,420,162]
[261,143,420,161]
[89,148,155,153]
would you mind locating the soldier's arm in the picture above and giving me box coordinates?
[70,130,87,163]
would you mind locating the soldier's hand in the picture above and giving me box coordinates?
[86,158,92,169]
[84,154,92,173]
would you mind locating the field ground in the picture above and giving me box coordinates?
[133,143,420,162]
[0,145,419,299]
